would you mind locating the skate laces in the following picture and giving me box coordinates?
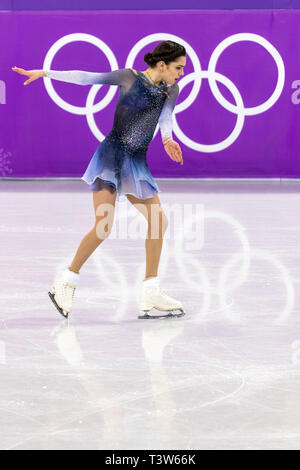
[146,285,172,301]
[62,281,76,300]
[158,286,173,300]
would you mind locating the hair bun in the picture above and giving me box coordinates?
[144,52,156,66]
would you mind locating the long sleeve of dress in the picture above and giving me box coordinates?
[44,68,131,86]
[158,83,179,141]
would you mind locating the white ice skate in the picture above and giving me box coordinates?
[139,282,185,319]
[48,277,76,319]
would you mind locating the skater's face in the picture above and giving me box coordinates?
[162,56,186,85]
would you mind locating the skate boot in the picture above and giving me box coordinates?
[138,276,185,319]
[48,269,79,319]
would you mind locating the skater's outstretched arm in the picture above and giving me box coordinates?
[11,66,131,86]
[158,83,183,165]
[44,68,131,86]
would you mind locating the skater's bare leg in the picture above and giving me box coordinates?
[126,193,168,280]
[69,188,117,273]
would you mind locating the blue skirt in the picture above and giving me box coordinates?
[81,131,160,201]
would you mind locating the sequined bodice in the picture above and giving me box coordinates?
[109,70,169,154]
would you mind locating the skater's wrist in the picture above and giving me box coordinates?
[163,137,172,146]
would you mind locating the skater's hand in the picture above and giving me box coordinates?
[11,67,46,85]
[163,138,183,165]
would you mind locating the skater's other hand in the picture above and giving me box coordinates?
[11,67,46,85]
[163,139,183,165]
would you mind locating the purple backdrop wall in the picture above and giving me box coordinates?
[1,10,299,178]
[2,1,300,10]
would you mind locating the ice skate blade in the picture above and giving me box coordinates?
[48,291,69,319]
[138,309,185,320]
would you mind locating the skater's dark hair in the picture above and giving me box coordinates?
[144,41,186,68]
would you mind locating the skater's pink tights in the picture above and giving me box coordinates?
[68,189,168,279]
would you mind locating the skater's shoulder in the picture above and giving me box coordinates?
[115,68,139,82]
[128,68,138,77]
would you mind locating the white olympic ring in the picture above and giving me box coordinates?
[43,32,285,152]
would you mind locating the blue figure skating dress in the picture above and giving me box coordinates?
[45,68,179,200]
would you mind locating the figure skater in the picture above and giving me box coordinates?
[12,40,186,319]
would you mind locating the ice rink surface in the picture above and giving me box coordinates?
[0,180,300,450]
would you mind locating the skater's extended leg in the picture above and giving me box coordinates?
[48,187,117,318]
[69,188,117,273]
[126,193,168,279]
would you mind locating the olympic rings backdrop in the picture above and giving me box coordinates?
[1,10,300,178]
